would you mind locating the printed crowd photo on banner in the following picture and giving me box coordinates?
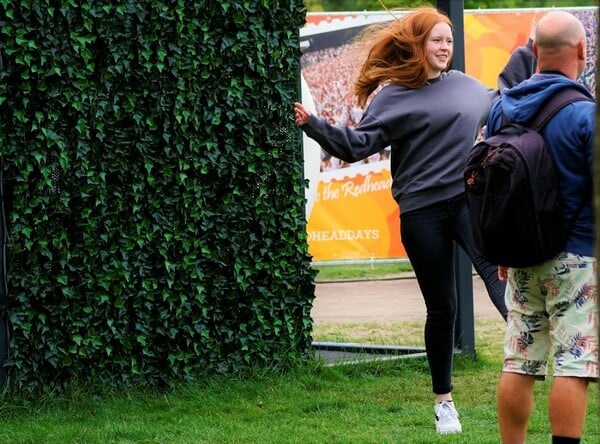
[300,7,598,262]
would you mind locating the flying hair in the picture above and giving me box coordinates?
[351,7,453,108]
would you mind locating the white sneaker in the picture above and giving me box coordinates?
[434,400,462,434]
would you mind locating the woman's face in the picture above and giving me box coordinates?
[425,22,453,78]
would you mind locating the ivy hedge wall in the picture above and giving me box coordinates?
[0,0,316,395]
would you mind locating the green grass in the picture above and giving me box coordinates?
[313,262,413,281]
[0,264,597,443]
[0,319,597,443]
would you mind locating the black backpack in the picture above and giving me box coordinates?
[464,88,591,268]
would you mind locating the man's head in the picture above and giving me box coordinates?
[533,11,586,80]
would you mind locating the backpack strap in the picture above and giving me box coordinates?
[529,87,591,131]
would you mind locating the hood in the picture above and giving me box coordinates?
[500,73,593,124]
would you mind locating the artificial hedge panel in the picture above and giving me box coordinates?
[0,0,316,394]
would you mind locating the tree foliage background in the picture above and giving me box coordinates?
[304,0,596,11]
[0,0,315,397]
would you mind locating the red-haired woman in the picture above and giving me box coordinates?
[294,7,537,435]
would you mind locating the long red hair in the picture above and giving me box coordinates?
[353,7,453,107]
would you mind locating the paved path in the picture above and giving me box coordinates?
[311,275,501,324]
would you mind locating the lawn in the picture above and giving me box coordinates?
[0,264,597,443]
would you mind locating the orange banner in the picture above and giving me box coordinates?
[306,162,403,261]
[302,9,597,261]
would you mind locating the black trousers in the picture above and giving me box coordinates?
[400,194,506,394]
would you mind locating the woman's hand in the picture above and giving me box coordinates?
[498,266,509,282]
[294,102,311,126]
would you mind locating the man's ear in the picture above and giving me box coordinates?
[577,39,585,60]
[532,41,539,58]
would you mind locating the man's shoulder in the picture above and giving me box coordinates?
[547,87,595,125]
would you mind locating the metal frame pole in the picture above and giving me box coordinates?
[437,0,476,357]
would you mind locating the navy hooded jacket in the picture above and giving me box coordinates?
[485,73,596,257]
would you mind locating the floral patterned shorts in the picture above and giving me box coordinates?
[503,253,598,379]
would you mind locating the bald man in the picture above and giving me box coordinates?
[484,11,596,444]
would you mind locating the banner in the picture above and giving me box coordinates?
[307,161,402,261]
[301,8,598,261]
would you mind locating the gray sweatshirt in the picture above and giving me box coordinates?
[301,41,536,214]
